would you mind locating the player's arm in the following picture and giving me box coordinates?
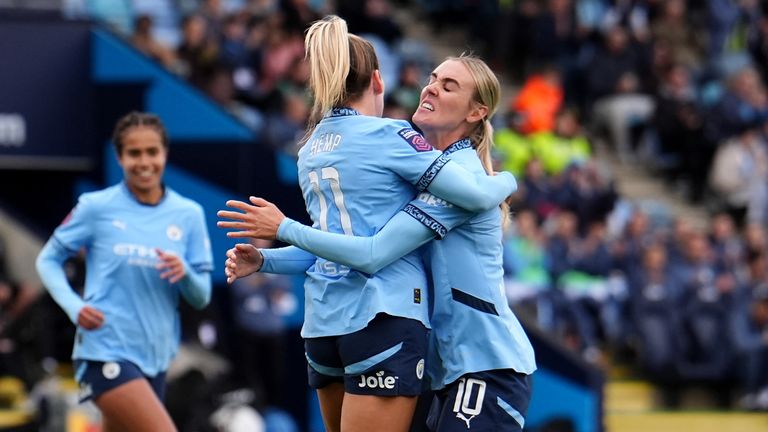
[172,205,214,309]
[218,198,433,273]
[261,246,317,274]
[277,212,435,274]
[224,244,316,284]
[169,256,212,310]
[35,239,87,324]
[36,198,104,329]
[427,162,516,212]
[277,191,474,273]
[388,127,516,212]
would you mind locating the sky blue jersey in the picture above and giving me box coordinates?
[409,143,537,389]
[273,139,536,389]
[287,109,515,338]
[36,182,213,376]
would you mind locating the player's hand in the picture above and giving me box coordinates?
[77,305,104,330]
[224,243,263,284]
[217,196,286,240]
[156,249,186,284]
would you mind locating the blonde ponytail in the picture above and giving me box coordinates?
[473,119,510,226]
[305,16,350,132]
[301,15,380,144]
[474,119,495,176]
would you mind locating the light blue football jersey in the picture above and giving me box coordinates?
[295,109,441,337]
[270,137,535,390]
[407,140,537,389]
[49,182,213,376]
[274,109,516,338]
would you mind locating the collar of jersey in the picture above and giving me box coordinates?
[328,107,361,117]
[443,138,472,156]
[121,181,167,207]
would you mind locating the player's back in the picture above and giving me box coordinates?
[296,110,434,338]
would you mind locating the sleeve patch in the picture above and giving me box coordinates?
[397,128,432,152]
[402,204,448,239]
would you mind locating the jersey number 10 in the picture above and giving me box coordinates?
[308,167,353,235]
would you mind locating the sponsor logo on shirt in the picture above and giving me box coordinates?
[113,243,166,267]
[416,192,454,208]
[113,243,157,257]
[357,371,397,389]
[397,128,432,152]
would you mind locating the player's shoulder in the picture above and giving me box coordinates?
[364,118,433,153]
[76,183,123,208]
[163,188,205,214]
[356,117,411,136]
[165,186,203,211]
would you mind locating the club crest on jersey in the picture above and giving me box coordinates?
[398,128,431,152]
[166,224,183,241]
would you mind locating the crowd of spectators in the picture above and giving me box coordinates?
[4,0,768,425]
[424,0,768,222]
[72,0,433,159]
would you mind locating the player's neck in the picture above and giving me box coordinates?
[128,184,164,205]
[423,131,466,152]
[348,94,377,117]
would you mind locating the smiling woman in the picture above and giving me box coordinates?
[113,114,169,205]
[35,112,213,432]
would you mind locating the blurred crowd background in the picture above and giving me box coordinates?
[3,0,768,430]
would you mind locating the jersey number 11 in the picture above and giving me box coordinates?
[308,167,353,235]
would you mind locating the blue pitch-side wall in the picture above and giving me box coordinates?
[527,368,600,432]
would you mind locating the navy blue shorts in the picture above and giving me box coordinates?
[305,314,428,396]
[74,360,166,403]
[426,370,531,432]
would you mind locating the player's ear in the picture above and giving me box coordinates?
[466,104,488,124]
[372,70,385,96]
